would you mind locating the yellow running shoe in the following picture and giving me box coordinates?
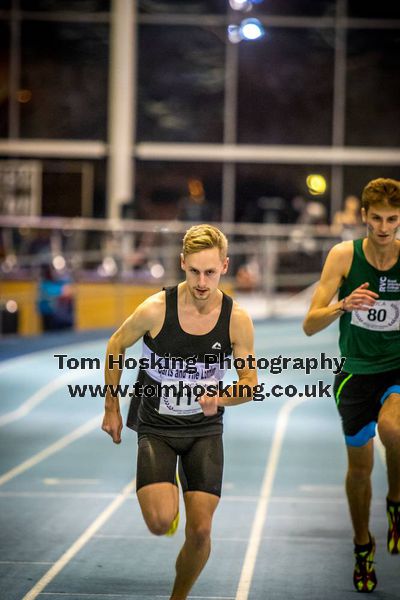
[165,510,179,537]
[387,499,400,554]
[353,535,377,593]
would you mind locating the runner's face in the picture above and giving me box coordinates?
[363,204,400,246]
[181,247,228,301]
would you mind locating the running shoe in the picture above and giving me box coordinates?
[387,499,400,555]
[353,535,377,593]
[165,510,180,537]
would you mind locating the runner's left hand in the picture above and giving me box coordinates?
[198,393,219,416]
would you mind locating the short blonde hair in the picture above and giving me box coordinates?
[182,224,228,259]
[361,178,400,212]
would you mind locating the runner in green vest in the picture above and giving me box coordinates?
[303,178,400,593]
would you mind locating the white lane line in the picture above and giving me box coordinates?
[43,478,101,486]
[299,484,343,494]
[93,533,348,543]
[0,491,131,499]
[0,490,387,506]
[0,340,109,374]
[235,394,308,600]
[0,414,99,487]
[21,479,136,600]
[38,595,234,599]
[0,371,92,427]
[0,398,128,487]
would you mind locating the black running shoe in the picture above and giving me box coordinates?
[353,536,377,593]
[387,499,400,555]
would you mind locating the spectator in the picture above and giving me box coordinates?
[37,264,74,331]
[333,195,363,239]
[177,178,215,223]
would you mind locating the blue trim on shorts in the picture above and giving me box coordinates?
[381,385,400,405]
[345,421,377,447]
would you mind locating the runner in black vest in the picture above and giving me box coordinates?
[102,224,258,600]
[303,178,400,593]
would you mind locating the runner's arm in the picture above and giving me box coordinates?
[303,243,379,336]
[303,243,350,336]
[102,296,161,443]
[214,304,258,406]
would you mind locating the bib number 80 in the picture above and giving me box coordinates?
[351,299,400,331]
[367,308,387,322]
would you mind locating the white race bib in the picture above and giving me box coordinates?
[351,300,400,332]
[158,378,217,416]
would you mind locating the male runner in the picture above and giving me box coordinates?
[102,224,258,600]
[303,178,400,592]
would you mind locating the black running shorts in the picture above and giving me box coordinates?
[333,367,400,447]
[136,433,224,497]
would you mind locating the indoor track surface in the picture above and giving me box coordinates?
[0,319,398,600]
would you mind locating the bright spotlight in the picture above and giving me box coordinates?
[6,300,18,313]
[229,0,251,10]
[52,255,66,270]
[150,263,165,279]
[240,18,265,41]
[98,257,118,277]
[228,24,242,44]
[2,254,17,273]
[306,174,327,195]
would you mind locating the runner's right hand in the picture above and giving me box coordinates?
[102,408,123,444]
[343,282,379,312]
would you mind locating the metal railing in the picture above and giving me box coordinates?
[0,215,365,296]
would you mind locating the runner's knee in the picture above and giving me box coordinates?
[186,522,212,548]
[378,415,400,447]
[347,462,373,481]
[144,512,176,536]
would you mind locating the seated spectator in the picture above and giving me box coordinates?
[333,195,362,239]
[177,178,216,222]
[37,265,74,331]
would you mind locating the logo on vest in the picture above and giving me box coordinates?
[212,342,222,350]
[379,276,387,292]
[379,276,400,293]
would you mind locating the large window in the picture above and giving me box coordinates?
[20,21,109,139]
[20,0,110,12]
[138,1,226,15]
[0,1,398,221]
[137,26,225,143]
[39,159,105,218]
[344,165,400,202]
[135,160,223,220]
[238,28,334,145]
[236,163,331,222]
[347,2,400,18]
[0,22,9,138]
[346,29,400,147]
[245,0,335,17]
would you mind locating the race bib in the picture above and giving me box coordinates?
[158,378,217,416]
[351,300,400,332]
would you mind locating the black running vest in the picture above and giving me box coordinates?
[126,286,233,437]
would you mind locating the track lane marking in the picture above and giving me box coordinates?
[0,340,109,374]
[0,371,92,427]
[0,393,128,487]
[235,394,308,600]
[21,479,136,600]
[0,414,101,487]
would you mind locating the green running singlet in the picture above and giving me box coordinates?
[338,239,400,374]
